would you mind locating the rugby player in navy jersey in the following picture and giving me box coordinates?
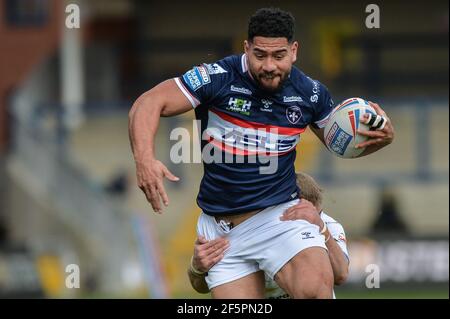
[129,8,394,298]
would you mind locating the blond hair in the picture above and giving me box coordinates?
[296,172,323,208]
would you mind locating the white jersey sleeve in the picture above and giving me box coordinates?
[320,211,349,261]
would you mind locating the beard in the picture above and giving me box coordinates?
[250,70,290,93]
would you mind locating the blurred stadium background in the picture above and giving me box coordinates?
[0,0,448,298]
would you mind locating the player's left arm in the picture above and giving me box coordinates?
[308,81,394,157]
[354,101,395,156]
[308,82,332,147]
[310,101,394,158]
[310,125,326,145]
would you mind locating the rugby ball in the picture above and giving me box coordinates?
[324,97,376,158]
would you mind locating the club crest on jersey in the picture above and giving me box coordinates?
[227,97,252,115]
[286,105,302,124]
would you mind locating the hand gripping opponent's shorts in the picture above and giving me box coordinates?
[196,199,327,290]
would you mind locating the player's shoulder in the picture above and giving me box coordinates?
[289,67,331,102]
[291,67,328,87]
[201,54,242,77]
[181,55,240,93]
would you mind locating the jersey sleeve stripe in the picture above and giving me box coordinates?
[174,77,200,108]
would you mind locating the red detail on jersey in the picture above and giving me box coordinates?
[211,109,306,136]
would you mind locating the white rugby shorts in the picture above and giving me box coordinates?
[196,199,327,289]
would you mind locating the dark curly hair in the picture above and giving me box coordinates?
[248,8,295,43]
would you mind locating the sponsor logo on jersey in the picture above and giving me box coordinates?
[227,97,252,115]
[182,66,210,91]
[219,129,298,153]
[312,80,320,94]
[205,63,228,74]
[283,96,303,103]
[230,85,252,95]
[307,77,320,103]
[286,105,302,124]
[260,99,273,112]
[326,122,352,156]
[206,110,304,156]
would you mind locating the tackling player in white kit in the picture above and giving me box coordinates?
[188,172,349,298]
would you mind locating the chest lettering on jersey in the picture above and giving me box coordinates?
[221,128,297,153]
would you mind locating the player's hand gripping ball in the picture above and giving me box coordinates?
[324,98,386,158]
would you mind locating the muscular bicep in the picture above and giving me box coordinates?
[152,79,195,117]
[309,125,326,147]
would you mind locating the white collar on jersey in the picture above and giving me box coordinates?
[241,54,249,73]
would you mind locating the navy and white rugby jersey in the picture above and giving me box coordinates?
[175,54,334,216]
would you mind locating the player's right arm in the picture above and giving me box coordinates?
[321,226,349,285]
[128,79,192,213]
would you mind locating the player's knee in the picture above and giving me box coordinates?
[334,271,348,286]
[299,269,334,299]
[301,283,333,299]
